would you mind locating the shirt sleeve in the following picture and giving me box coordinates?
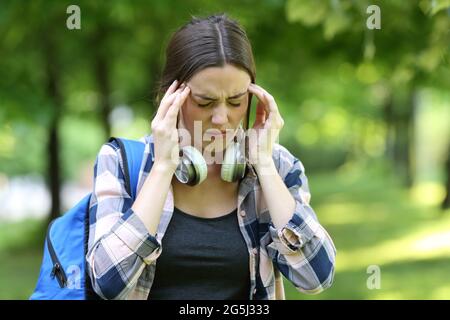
[86,141,161,300]
[265,144,337,294]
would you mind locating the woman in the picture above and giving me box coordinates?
[86,14,336,300]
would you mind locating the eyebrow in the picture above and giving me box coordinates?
[192,91,247,101]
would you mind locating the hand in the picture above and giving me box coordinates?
[150,80,190,172]
[247,83,285,169]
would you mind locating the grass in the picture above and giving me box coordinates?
[0,248,44,299]
[284,161,450,300]
[0,218,46,299]
[1,161,449,299]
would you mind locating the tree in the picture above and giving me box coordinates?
[285,0,449,187]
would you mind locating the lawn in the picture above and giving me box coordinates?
[1,163,449,300]
[285,163,450,300]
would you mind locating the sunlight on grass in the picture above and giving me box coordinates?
[371,292,406,300]
[431,286,450,300]
[289,164,450,300]
[410,182,446,206]
[413,230,450,252]
[317,202,389,225]
[336,216,450,272]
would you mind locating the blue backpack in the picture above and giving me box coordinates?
[30,137,146,300]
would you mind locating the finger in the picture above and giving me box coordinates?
[249,84,280,124]
[163,85,182,103]
[248,83,271,116]
[161,79,179,103]
[153,92,178,122]
[165,86,190,126]
[265,93,280,124]
[155,87,184,121]
[261,89,279,116]
[158,81,184,117]
[255,84,280,118]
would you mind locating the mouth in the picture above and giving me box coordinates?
[213,130,227,136]
[205,129,230,136]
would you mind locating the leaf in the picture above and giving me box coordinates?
[323,11,351,40]
[417,46,447,72]
[286,0,328,26]
[419,0,450,15]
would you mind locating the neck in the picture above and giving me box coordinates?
[172,162,238,193]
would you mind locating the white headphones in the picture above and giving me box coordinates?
[174,125,247,186]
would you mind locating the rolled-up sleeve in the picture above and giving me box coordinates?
[266,144,337,294]
[86,142,161,300]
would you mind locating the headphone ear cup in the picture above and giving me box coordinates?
[221,141,246,183]
[175,146,207,186]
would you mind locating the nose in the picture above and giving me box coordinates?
[211,103,228,126]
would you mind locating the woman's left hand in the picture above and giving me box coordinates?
[247,83,285,170]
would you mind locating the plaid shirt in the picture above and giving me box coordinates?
[86,134,336,300]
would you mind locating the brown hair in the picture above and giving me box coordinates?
[155,13,256,129]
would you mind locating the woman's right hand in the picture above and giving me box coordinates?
[151,80,190,173]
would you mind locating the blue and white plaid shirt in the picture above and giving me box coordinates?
[86,134,336,300]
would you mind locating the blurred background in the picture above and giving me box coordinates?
[0,0,449,300]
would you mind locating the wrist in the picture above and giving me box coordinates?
[254,155,276,176]
[152,160,177,176]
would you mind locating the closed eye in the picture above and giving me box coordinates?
[197,101,241,107]
[197,102,212,107]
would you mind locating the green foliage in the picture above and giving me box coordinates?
[1,0,448,178]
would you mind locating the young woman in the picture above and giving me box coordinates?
[86,14,336,300]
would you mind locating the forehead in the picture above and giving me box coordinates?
[188,64,251,97]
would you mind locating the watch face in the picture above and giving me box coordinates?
[174,159,190,183]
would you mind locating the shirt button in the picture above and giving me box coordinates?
[240,210,246,217]
[252,248,258,255]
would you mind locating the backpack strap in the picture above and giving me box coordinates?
[108,137,146,200]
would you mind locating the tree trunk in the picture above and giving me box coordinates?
[95,51,111,139]
[44,36,62,222]
[391,89,417,187]
[93,25,112,140]
[47,121,61,222]
[442,144,450,210]
[382,92,395,162]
